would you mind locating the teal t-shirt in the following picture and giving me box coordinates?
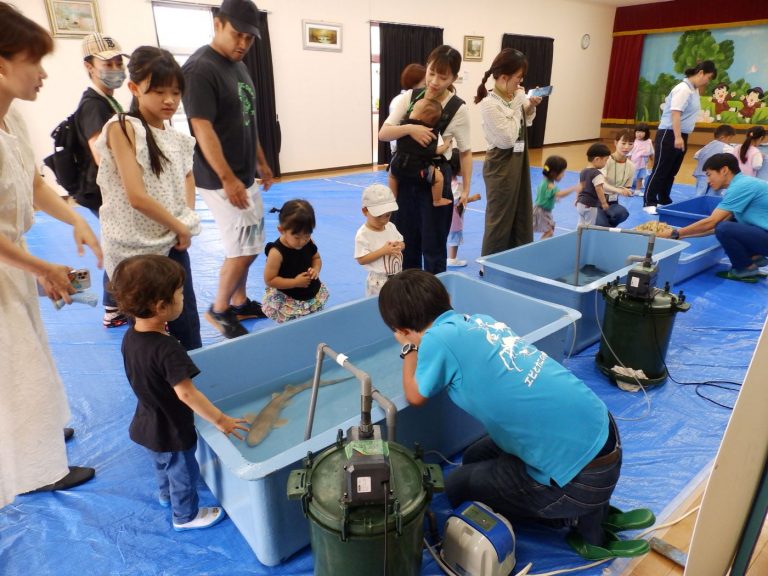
[718,173,768,230]
[535,179,557,211]
[415,311,608,487]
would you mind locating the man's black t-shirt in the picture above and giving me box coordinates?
[122,328,201,452]
[181,45,259,190]
[74,88,119,211]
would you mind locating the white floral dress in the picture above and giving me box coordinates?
[95,116,200,277]
[0,108,70,506]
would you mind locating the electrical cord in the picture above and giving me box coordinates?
[382,481,388,576]
[424,449,462,467]
[649,306,742,410]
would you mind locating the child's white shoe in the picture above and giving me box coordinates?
[172,506,226,531]
[447,258,467,267]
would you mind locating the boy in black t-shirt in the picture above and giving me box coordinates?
[111,255,249,531]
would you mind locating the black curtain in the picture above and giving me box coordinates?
[242,11,281,176]
[377,23,443,165]
[501,34,554,149]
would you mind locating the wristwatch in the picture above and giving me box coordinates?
[671,229,680,239]
[400,343,418,359]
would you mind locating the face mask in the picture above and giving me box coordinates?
[99,69,126,90]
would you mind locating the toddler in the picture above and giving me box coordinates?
[354,184,404,296]
[262,199,329,323]
[629,123,653,194]
[388,97,453,208]
[110,254,248,531]
[692,125,735,196]
[533,155,582,239]
[446,149,480,266]
[576,143,611,227]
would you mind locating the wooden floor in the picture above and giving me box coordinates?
[280,140,767,575]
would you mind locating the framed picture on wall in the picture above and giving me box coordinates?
[44,0,102,37]
[463,36,484,61]
[302,20,342,52]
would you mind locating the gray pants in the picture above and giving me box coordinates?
[481,146,533,256]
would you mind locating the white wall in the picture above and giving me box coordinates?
[17,0,615,176]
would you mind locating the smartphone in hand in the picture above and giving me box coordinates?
[527,86,553,98]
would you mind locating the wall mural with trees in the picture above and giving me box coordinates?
[636,26,768,126]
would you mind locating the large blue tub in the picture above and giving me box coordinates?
[657,195,721,227]
[189,272,580,566]
[477,229,687,353]
[657,196,725,282]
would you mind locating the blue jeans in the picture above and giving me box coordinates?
[391,162,453,274]
[715,220,768,270]
[147,446,200,524]
[596,203,629,228]
[445,415,622,545]
[167,248,202,350]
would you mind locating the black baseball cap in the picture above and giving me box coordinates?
[218,0,261,39]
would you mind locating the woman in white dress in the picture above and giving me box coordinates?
[0,2,103,506]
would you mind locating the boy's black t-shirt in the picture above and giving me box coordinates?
[121,328,201,452]
[181,45,259,190]
[74,88,116,211]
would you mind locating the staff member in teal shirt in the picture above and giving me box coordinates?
[378,270,651,559]
[658,153,768,281]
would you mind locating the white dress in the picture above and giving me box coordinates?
[96,116,200,277]
[0,108,70,507]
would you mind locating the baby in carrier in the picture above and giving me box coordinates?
[388,97,453,207]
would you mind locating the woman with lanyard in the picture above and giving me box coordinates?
[476,48,541,257]
[643,60,717,214]
[379,45,472,274]
[597,128,635,228]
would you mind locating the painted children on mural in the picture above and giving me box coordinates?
[629,123,653,194]
[732,126,766,177]
[111,254,248,531]
[693,125,735,196]
[533,156,582,240]
[710,83,733,122]
[354,184,404,296]
[738,87,764,123]
[262,199,329,323]
[576,143,612,227]
[388,98,453,208]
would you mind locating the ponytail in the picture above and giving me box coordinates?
[118,106,169,178]
[474,70,493,104]
[740,126,766,164]
[473,48,528,105]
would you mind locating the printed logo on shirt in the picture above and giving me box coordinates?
[471,318,543,380]
[238,82,256,127]
[383,252,403,276]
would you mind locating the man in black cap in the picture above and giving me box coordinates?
[182,0,274,339]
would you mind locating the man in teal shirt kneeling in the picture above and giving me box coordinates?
[378,270,651,558]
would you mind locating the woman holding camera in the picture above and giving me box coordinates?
[0,3,103,505]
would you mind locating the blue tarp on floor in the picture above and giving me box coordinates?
[2,164,766,575]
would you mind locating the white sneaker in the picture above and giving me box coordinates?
[447,258,467,267]
[642,206,657,215]
[172,506,226,531]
